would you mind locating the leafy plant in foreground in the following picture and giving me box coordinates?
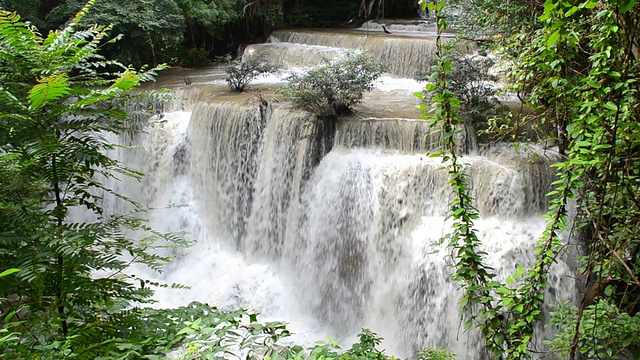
[417,347,456,360]
[420,0,640,358]
[417,1,562,358]
[0,269,22,348]
[547,300,640,360]
[0,2,185,357]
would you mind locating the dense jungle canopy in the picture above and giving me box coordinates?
[0,0,419,67]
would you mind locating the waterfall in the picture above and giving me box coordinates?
[107,25,578,360]
[268,29,476,78]
[188,100,268,244]
[244,43,347,68]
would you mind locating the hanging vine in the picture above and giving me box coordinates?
[417,0,569,358]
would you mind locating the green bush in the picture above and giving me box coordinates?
[279,53,386,118]
[417,347,456,360]
[265,328,399,360]
[225,52,280,92]
[547,299,640,359]
[180,47,211,68]
[424,54,505,129]
[0,4,186,358]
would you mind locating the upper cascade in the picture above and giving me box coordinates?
[244,43,347,69]
[266,25,476,78]
[358,19,438,33]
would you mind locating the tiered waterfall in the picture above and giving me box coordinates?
[109,21,577,359]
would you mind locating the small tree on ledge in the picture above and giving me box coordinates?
[225,52,279,92]
[279,52,386,119]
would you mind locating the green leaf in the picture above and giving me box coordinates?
[29,74,71,109]
[0,268,20,277]
[540,0,557,21]
[620,0,635,12]
[565,6,580,16]
[586,79,601,89]
[584,0,599,9]
[603,102,617,111]
[547,30,561,47]
[110,71,141,92]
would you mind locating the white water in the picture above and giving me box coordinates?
[267,28,475,78]
[105,25,578,359]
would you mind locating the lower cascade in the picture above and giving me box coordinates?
[108,26,578,360]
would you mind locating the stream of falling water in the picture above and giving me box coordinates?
[104,23,579,359]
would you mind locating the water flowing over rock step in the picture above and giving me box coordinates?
[130,95,559,221]
[337,117,471,153]
[141,75,429,120]
[299,147,557,219]
[268,29,476,78]
[358,19,439,33]
[119,89,575,359]
[244,43,348,69]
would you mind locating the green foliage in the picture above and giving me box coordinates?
[243,0,284,31]
[547,300,640,359]
[85,305,423,360]
[443,0,542,41]
[417,347,456,360]
[417,1,556,358]
[521,1,640,358]
[343,329,387,360]
[265,328,411,360]
[182,0,242,29]
[8,0,245,67]
[99,302,292,359]
[82,0,186,67]
[0,0,53,30]
[225,52,280,92]
[419,1,504,356]
[439,55,504,126]
[280,52,386,118]
[423,53,506,141]
[0,3,187,357]
[0,269,22,348]
[420,0,640,358]
[179,47,211,68]
[46,0,187,67]
[282,1,358,28]
[175,0,244,64]
[177,0,243,42]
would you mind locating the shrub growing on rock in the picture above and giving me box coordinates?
[424,54,504,125]
[279,52,386,118]
[421,54,506,147]
[446,55,503,123]
[225,52,279,92]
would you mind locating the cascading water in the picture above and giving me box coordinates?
[267,26,475,78]
[107,22,578,359]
